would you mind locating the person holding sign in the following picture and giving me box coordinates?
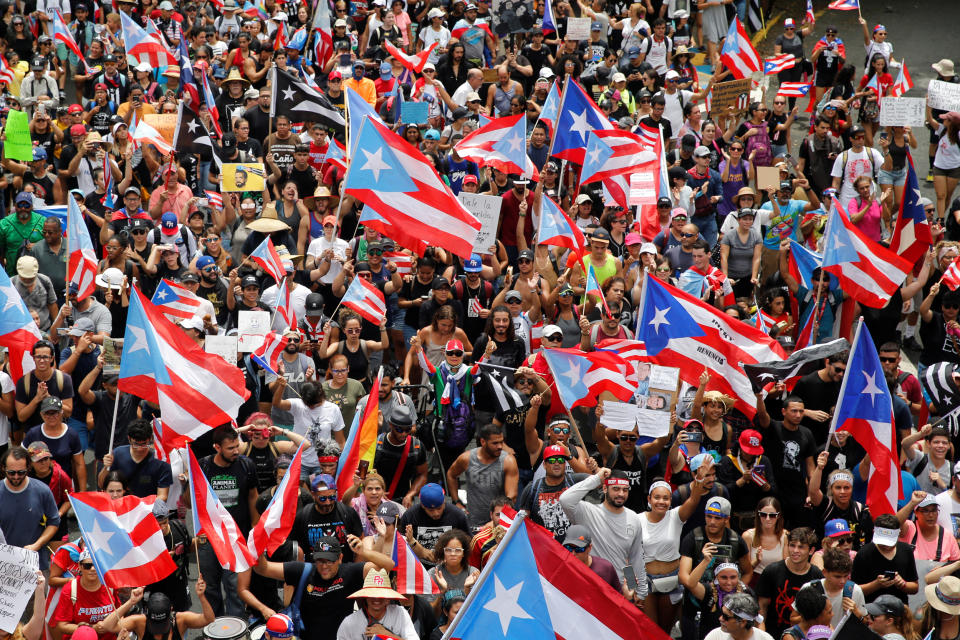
[0,570,45,640]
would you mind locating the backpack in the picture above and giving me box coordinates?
[743,121,773,168]
[838,148,879,188]
[439,400,474,449]
[782,624,806,640]
[22,370,65,396]
[452,278,494,304]
[279,563,315,635]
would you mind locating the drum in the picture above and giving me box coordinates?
[249,625,266,640]
[204,617,249,640]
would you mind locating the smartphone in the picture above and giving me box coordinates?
[358,460,369,479]
[622,565,638,592]
[340,53,351,66]
[879,132,889,141]
[197,197,209,207]
[753,464,764,475]
[686,430,703,443]
[713,544,732,559]
[883,570,897,579]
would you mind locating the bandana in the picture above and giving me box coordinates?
[648,480,671,495]
[605,477,630,488]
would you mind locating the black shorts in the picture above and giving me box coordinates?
[815,70,837,87]
[930,123,944,144]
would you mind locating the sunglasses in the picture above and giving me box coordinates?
[681,233,697,238]
[446,350,464,357]
[345,327,361,334]
[656,267,671,273]
[773,101,786,105]
[518,258,532,264]
[545,456,567,464]
[719,612,736,621]
[368,249,383,255]
[552,426,570,434]
[515,378,533,385]
[131,229,147,235]
[758,511,779,519]
[5,469,26,477]
[80,563,95,570]
[619,434,638,442]
[945,303,960,310]
[358,272,372,279]
[314,494,337,501]
[879,356,897,363]
[331,368,348,374]
[563,543,587,553]
[543,334,562,341]
[833,535,853,544]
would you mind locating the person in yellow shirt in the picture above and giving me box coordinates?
[343,60,377,107]
[117,85,157,124]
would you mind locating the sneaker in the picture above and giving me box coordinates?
[927,171,935,183]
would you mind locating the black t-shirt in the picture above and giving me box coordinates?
[763,420,816,504]
[399,278,435,328]
[373,433,427,501]
[243,105,272,143]
[293,502,364,562]
[755,561,823,638]
[396,502,470,562]
[495,394,540,471]
[516,473,588,539]
[767,111,788,146]
[790,371,840,444]
[198,454,259,534]
[282,561,365,640]
[850,542,918,603]
[921,311,960,366]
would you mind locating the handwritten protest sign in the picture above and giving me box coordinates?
[565,17,592,41]
[709,78,753,115]
[927,79,960,112]
[879,97,926,127]
[205,335,238,365]
[629,170,658,206]
[237,310,271,352]
[3,111,33,162]
[459,193,502,255]
[0,544,39,633]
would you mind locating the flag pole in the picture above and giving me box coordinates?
[541,352,588,450]
[441,510,529,640]
[106,384,122,456]
[822,316,863,452]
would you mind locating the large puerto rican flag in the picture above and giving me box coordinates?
[0,267,41,380]
[444,514,669,640]
[888,153,931,265]
[66,196,98,301]
[454,114,540,180]
[720,17,762,79]
[248,442,304,556]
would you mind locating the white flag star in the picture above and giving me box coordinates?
[0,283,19,312]
[648,307,671,334]
[568,109,592,141]
[860,370,884,406]
[586,144,603,166]
[282,86,296,101]
[502,132,524,154]
[186,119,199,134]
[126,324,150,355]
[560,359,582,388]
[483,575,533,635]
[154,289,168,301]
[88,518,116,550]
[360,148,391,182]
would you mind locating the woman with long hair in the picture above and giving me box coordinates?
[344,472,404,537]
[878,125,918,214]
[933,114,960,219]
[740,497,788,588]
[321,311,388,383]
[430,590,465,640]
[867,597,918,640]
[691,373,734,455]
[857,53,893,146]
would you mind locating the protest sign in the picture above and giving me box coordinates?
[599,401,640,430]
[709,78,753,115]
[458,192,502,255]
[0,544,39,633]
[205,335,238,365]
[491,0,536,35]
[102,337,122,375]
[927,79,960,112]
[757,166,781,192]
[401,101,429,125]
[143,114,178,144]
[565,17,592,41]
[222,163,266,192]
[3,111,33,162]
[879,97,926,127]
[237,310,271,352]
[629,169,658,206]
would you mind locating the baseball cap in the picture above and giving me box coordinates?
[824,519,851,537]
[665,69,680,81]
[419,482,445,508]
[376,501,402,523]
[445,339,464,353]
[704,496,731,518]
[865,594,905,618]
[424,129,441,141]
[309,473,335,491]
[69,123,87,136]
[505,289,523,303]
[872,526,900,547]
[379,61,392,76]
[916,494,938,509]
[16,255,38,279]
[432,276,451,290]
[72,627,97,640]
[779,180,794,192]
[590,21,601,30]
[639,243,659,256]
[180,272,199,284]
[693,145,711,158]
[627,46,641,59]
[67,103,83,114]
[738,429,763,456]
[463,175,478,185]
[328,70,342,81]
[15,191,33,206]
[30,56,45,70]
[311,536,343,561]
[463,254,483,273]
[68,317,97,337]
[265,614,295,640]
[784,17,796,28]
[196,255,216,270]
[805,626,832,640]
[592,227,611,242]
[542,324,562,340]
[518,248,535,261]
[241,275,260,289]
[562,525,592,549]
[466,91,482,103]
[305,293,324,317]
[26,441,52,462]
[543,444,570,460]
[40,396,63,413]
[611,72,626,83]
[145,593,173,636]
[624,232,642,246]
[179,315,204,331]
[160,212,179,235]
[575,193,592,205]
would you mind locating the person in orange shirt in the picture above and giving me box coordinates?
[344,60,377,106]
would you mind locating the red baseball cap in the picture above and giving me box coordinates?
[543,444,570,461]
[444,339,464,352]
[329,70,342,80]
[463,175,478,185]
[69,124,87,136]
[67,104,83,114]
[94,82,108,92]
[738,429,764,456]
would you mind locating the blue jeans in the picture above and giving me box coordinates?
[734,0,747,21]
[771,143,788,159]
[691,213,718,247]
[66,417,90,452]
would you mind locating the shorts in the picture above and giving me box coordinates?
[402,323,419,344]
[879,165,907,186]
[771,143,788,159]
[388,306,405,331]
[647,568,684,604]
[815,70,838,88]
[933,166,960,179]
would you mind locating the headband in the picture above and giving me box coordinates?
[605,477,630,488]
[648,481,671,495]
[317,455,339,463]
[715,562,740,576]
[828,470,853,487]
[939,245,959,261]
[937,584,960,607]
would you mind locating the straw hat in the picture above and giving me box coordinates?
[347,569,404,600]
[274,244,303,264]
[702,390,735,412]
[223,68,250,86]
[733,186,756,204]
[927,576,960,615]
[246,204,291,234]
[163,65,181,79]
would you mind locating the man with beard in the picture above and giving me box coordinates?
[355,365,413,433]
[471,306,526,426]
[396,483,469,566]
[192,256,230,326]
[446,423,518,530]
[0,192,46,274]
[560,467,648,590]
[266,328,315,430]
[594,418,664,513]
[517,444,589,540]
[373,404,428,507]
[0,446,60,569]
[293,473,363,562]
[193,425,258,616]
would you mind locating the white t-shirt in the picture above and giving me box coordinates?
[0,371,13,445]
[288,398,345,468]
[830,147,884,205]
[661,89,694,141]
[639,36,672,75]
[261,283,311,331]
[704,629,774,640]
[936,489,960,537]
[935,125,960,171]
[307,236,350,284]
[419,26,451,64]
[640,507,684,563]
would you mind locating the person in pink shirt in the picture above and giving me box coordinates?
[897,492,960,563]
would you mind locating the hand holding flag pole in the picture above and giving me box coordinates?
[823,317,863,452]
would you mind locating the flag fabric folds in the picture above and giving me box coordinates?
[151,279,203,322]
[541,348,636,409]
[393,533,440,595]
[889,154,931,265]
[336,368,382,497]
[720,18,762,79]
[248,442,305,556]
[66,197,98,301]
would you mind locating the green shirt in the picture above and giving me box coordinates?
[0,212,45,275]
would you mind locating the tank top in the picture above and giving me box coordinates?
[719,160,748,218]
[701,422,728,455]
[888,137,908,171]
[752,535,783,575]
[309,212,324,241]
[554,310,581,348]
[337,340,369,381]
[245,441,278,490]
[582,254,617,290]
[493,83,516,116]
[465,448,505,528]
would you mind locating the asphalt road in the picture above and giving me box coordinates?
[755,0,960,180]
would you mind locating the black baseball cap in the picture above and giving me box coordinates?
[305,292,324,316]
[311,536,342,561]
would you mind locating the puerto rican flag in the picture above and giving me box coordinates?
[943,257,960,291]
[392,532,440,595]
[822,200,912,308]
[120,11,176,68]
[323,138,348,171]
[251,331,289,374]
[828,0,858,9]
[311,0,333,67]
[538,80,561,134]
[634,274,785,417]
[199,73,224,138]
[151,417,185,463]
[720,17,762,79]
[384,40,437,73]
[827,320,901,515]
[132,119,174,156]
[889,154,931,265]
[580,129,657,185]
[595,338,646,363]
[188,448,257,572]
[249,236,286,284]
[446,515,670,640]
[342,274,387,324]
[68,493,176,588]
[541,348,636,409]
[805,0,815,23]
[764,54,797,75]
[344,117,481,260]
[584,264,611,317]
[454,114,540,179]
[551,79,614,164]
[0,53,14,85]
[248,442,305,556]
[119,288,249,442]
[204,190,223,210]
[0,268,41,380]
[66,197,98,301]
[541,0,557,34]
[102,153,116,209]
[53,10,92,73]
[151,279,203,322]
[890,61,913,97]
[383,251,413,275]
[778,82,812,97]
[636,121,661,149]
[537,194,586,255]
[275,277,296,329]
[360,207,428,257]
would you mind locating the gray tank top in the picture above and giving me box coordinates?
[465,448,504,529]
[555,311,581,348]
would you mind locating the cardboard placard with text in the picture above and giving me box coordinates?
[709,78,753,115]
